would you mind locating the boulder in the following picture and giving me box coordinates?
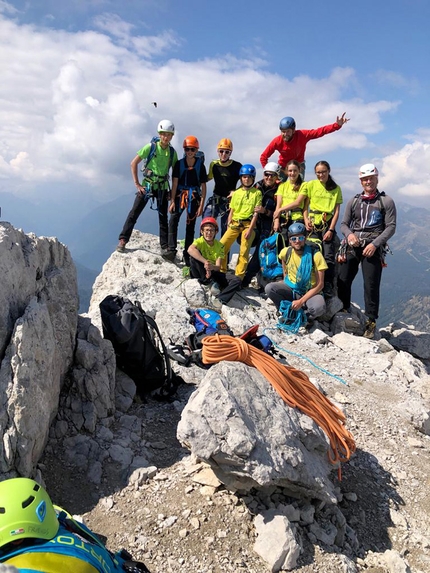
[177,361,337,502]
[380,324,430,360]
[0,223,78,475]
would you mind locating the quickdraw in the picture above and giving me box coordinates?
[179,187,201,223]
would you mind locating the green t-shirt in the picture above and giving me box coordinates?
[230,186,262,220]
[192,236,225,264]
[275,180,308,221]
[137,141,178,178]
[306,179,343,224]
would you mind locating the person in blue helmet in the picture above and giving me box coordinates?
[0,477,150,573]
[219,164,262,279]
[265,222,327,321]
[260,113,349,179]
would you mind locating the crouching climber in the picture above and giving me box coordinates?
[188,216,228,294]
[265,222,328,322]
[0,477,150,573]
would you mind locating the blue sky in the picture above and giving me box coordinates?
[1,0,430,237]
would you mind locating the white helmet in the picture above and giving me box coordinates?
[157,119,175,134]
[264,162,280,175]
[359,163,379,178]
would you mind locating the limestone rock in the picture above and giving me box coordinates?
[381,323,430,360]
[177,361,337,502]
[254,509,301,572]
[0,223,78,475]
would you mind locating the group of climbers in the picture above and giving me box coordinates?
[115,114,396,339]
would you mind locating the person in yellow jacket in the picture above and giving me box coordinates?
[305,160,343,296]
[220,164,262,279]
[273,160,307,235]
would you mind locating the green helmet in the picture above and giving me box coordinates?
[0,478,59,548]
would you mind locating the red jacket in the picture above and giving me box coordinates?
[260,123,341,168]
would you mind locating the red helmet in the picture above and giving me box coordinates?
[183,135,199,149]
[200,217,218,233]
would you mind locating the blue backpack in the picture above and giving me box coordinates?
[1,508,150,572]
[189,308,233,338]
[259,233,285,281]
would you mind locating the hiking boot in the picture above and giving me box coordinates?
[363,320,376,339]
[210,282,221,296]
[116,239,127,253]
[162,250,176,262]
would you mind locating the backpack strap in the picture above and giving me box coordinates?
[178,156,202,187]
[145,139,175,170]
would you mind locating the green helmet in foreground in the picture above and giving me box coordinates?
[0,478,59,548]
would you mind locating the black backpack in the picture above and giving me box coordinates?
[99,295,178,399]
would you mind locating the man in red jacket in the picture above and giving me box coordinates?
[260,113,349,178]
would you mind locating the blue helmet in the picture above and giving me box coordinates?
[279,116,296,130]
[288,222,306,236]
[239,164,256,178]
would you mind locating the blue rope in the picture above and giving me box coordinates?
[262,327,348,386]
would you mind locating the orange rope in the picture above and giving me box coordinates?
[201,335,356,465]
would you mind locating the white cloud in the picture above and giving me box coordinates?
[0,11,427,211]
[380,140,430,199]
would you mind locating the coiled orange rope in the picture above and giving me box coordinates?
[201,335,356,465]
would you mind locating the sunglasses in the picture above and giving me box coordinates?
[218,150,231,155]
[290,235,306,242]
[264,172,277,177]
[184,147,197,152]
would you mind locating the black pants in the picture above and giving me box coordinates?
[216,273,243,304]
[308,229,340,288]
[119,188,169,249]
[189,257,228,289]
[337,246,383,320]
[168,190,201,266]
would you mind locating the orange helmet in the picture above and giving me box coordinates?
[200,217,219,233]
[183,135,199,149]
[217,138,233,152]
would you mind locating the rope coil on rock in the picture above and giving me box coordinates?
[201,335,356,465]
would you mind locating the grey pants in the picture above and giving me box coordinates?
[265,281,326,319]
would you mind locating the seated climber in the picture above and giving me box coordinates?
[0,477,149,573]
[188,217,228,294]
[265,222,328,322]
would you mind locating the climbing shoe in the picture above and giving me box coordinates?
[363,320,376,339]
[116,239,127,253]
[210,282,221,296]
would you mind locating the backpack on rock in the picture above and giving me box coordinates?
[99,295,178,399]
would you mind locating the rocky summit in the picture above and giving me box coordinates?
[0,223,429,573]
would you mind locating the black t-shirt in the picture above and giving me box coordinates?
[211,160,242,198]
[173,157,208,188]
